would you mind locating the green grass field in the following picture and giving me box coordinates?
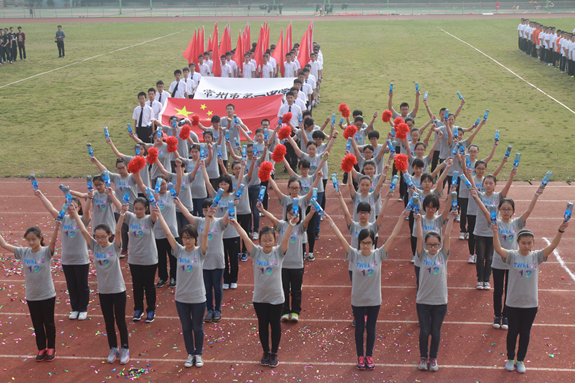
[2,17,575,181]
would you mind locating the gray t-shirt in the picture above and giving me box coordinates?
[154,193,179,239]
[296,128,315,153]
[505,250,546,308]
[296,173,323,195]
[14,247,56,301]
[168,172,193,212]
[473,191,501,238]
[182,158,207,199]
[195,217,227,270]
[280,195,309,221]
[60,215,90,265]
[276,221,305,269]
[250,245,286,305]
[315,143,329,180]
[438,126,460,159]
[124,212,158,265]
[416,248,450,305]
[89,239,125,294]
[412,214,447,268]
[149,143,171,180]
[352,191,378,223]
[205,145,220,179]
[300,153,323,176]
[205,127,228,161]
[173,244,207,304]
[92,190,116,234]
[347,221,380,270]
[492,218,526,271]
[244,157,263,186]
[109,173,138,211]
[125,155,150,189]
[214,193,238,238]
[232,175,251,215]
[347,247,388,307]
[465,176,484,216]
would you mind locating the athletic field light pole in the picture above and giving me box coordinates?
[119,0,122,15]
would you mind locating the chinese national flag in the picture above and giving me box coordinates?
[161,95,283,142]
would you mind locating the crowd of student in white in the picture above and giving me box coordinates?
[0,83,570,374]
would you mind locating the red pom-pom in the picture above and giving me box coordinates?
[382,110,393,123]
[341,153,358,173]
[179,125,191,140]
[278,125,292,140]
[191,115,200,126]
[271,144,287,163]
[166,136,179,153]
[393,116,404,126]
[394,153,409,172]
[282,112,293,123]
[339,103,351,118]
[343,125,357,139]
[147,146,159,164]
[258,161,274,182]
[127,155,146,174]
[395,122,410,140]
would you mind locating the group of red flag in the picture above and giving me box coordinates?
[182,22,314,77]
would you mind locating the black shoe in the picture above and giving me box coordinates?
[204,310,214,323]
[269,353,279,367]
[260,352,270,366]
[156,279,166,288]
[493,316,501,329]
[213,310,222,322]
[352,319,356,327]
[168,278,176,288]
[45,348,56,361]
[145,311,155,323]
[133,310,144,321]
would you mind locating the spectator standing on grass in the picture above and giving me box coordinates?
[132,92,154,144]
[56,25,65,58]
[17,26,26,61]
[188,63,202,95]
[169,69,188,99]
[9,27,17,63]
[147,88,163,121]
[155,80,170,108]
[182,67,196,99]
[0,29,9,64]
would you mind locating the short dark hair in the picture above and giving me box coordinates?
[367,130,380,140]
[179,224,198,241]
[156,80,164,86]
[312,130,325,140]
[174,69,182,75]
[400,102,410,109]
[357,229,375,250]
[148,87,156,93]
[137,92,146,99]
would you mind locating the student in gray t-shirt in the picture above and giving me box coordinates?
[323,209,407,370]
[228,211,295,367]
[74,209,130,361]
[257,201,314,322]
[414,210,456,371]
[492,221,568,372]
[1,224,60,359]
[153,203,211,366]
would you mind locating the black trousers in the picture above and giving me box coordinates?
[136,126,153,143]
[18,45,26,60]
[304,206,317,254]
[28,297,56,350]
[282,268,304,315]
[129,263,157,312]
[475,235,494,283]
[62,264,90,312]
[430,150,440,173]
[492,268,509,318]
[156,238,176,281]
[99,291,129,349]
[237,213,251,253]
[506,306,538,362]
[253,302,283,354]
[467,215,477,255]
[57,40,65,56]
[114,212,129,252]
[223,236,240,284]
[459,197,469,233]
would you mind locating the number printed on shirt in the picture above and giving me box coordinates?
[361,269,374,277]
[502,234,514,242]
[260,267,273,275]
[519,270,532,278]
[64,230,75,238]
[28,265,40,273]
[98,259,110,267]
[132,230,144,237]
[181,265,193,272]
[427,267,440,275]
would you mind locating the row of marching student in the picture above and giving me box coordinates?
[1,83,570,374]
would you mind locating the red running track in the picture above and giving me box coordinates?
[0,177,574,382]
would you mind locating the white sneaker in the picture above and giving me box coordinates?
[230,283,238,289]
[398,197,403,202]
[455,215,460,222]
[465,233,470,239]
[476,282,484,290]
[410,255,416,264]
[281,313,290,322]
[184,354,194,368]
[418,357,428,371]
[78,311,88,321]
[505,360,515,371]
[473,254,477,263]
[429,358,439,372]
[516,361,526,373]
[307,253,315,261]
[69,311,79,320]
[459,232,466,240]
[194,355,204,367]
[120,348,130,364]
[468,254,475,264]
[252,232,259,240]
[223,284,229,290]
[483,282,491,290]
[107,347,120,363]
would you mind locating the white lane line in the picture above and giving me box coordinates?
[0,31,183,90]
[543,237,575,282]
[0,312,573,328]
[0,354,574,371]
[439,28,575,116]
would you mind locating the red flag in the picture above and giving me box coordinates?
[161,95,283,141]
[212,27,221,77]
[297,29,310,69]
[182,30,196,64]
[285,22,292,52]
[207,35,212,53]
[220,24,231,55]
[271,28,284,78]
[232,30,243,68]
[244,24,251,53]
[210,23,218,52]
[309,22,314,48]
[200,26,205,53]
[254,25,264,73]
[265,23,270,52]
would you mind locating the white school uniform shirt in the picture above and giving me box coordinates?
[269,57,277,71]
[242,62,256,78]
[517,23,524,38]
[301,83,313,98]
[132,104,154,127]
[283,61,297,77]
[317,50,323,63]
[304,77,316,91]
[190,72,202,88]
[155,91,170,107]
[569,41,575,60]
[309,60,323,79]
[261,62,273,78]
[561,39,570,56]
[198,63,210,76]
[294,97,306,112]
[147,99,163,120]
[206,59,214,76]
[169,80,187,99]
[226,59,238,76]
[182,77,196,95]
[277,103,301,126]
[220,63,233,78]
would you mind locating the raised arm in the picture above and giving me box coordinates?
[107,138,127,159]
[491,156,507,177]
[132,171,148,195]
[34,189,59,219]
[305,170,323,201]
[115,205,128,247]
[347,171,356,199]
[200,207,215,254]
[49,221,61,255]
[268,177,286,202]
[72,208,93,244]
[152,204,178,250]
[286,134,303,158]
[174,197,196,225]
[465,119,485,145]
[256,202,280,227]
[324,213,351,254]
[521,187,543,223]
[483,141,498,165]
[282,157,296,178]
[230,218,254,254]
[418,115,434,136]
[426,129,442,154]
[154,157,172,178]
[336,191,352,227]
[412,91,420,117]
[0,233,16,254]
[415,213,424,256]
[374,162,390,197]
[453,98,465,120]
[442,210,456,254]
[105,187,122,212]
[280,215,297,254]
[388,91,394,114]
[542,221,569,259]
[500,168,517,198]
[201,161,216,196]
[383,209,409,250]
[376,192,393,228]
[90,156,108,173]
[491,222,508,260]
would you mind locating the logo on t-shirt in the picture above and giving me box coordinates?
[95,250,114,266]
